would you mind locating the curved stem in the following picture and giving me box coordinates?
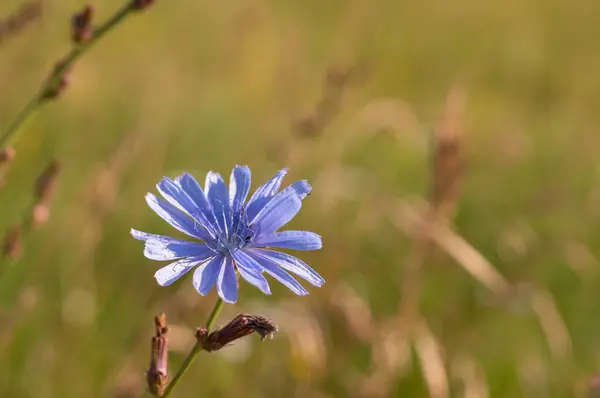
[161,298,224,397]
[0,2,136,148]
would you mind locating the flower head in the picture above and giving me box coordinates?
[131,166,324,303]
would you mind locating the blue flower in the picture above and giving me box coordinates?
[131,166,324,304]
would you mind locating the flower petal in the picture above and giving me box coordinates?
[252,231,322,251]
[145,237,213,261]
[288,180,312,200]
[205,172,231,234]
[174,173,217,227]
[246,168,288,220]
[145,193,206,240]
[131,228,155,241]
[229,165,251,214]
[251,188,302,235]
[157,177,217,240]
[192,254,224,295]
[154,255,211,286]
[216,256,238,303]
[231,250,271,295]
[244,251,308,295]
[247,248,324,287]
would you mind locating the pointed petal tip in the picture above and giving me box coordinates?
[130,228,145,240]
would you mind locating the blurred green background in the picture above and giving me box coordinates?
[2,0,600,396]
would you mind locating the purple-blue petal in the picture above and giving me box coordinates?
[193,254,224,295]
[246,168,288,220]
[205,172,231,235]
[131,228,155,241]
[251,189,302,235]
[247,248,324,287]
[156,178,217,240]
[229,165,251,214]
[174,173,218,227]
[288,180,312,200]
[216,256,238,303]
[252,231,322,251]
[244,251,308,295]
[142,233,213,261]
[231,250,271,295]
[145,193,205,240]
[154,255,212,286]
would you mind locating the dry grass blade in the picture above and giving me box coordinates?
[329,283,373,343]
[390,198,511,294]
[413,320,449,398]
[530,288,572,361]
[452,354,489,398]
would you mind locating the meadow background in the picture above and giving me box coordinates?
[1,0,600,396]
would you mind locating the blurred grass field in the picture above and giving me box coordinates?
[2,0,600,396]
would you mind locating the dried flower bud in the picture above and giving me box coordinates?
[0,1,42,43]
[42,61,71,100]
[3,225,22,259]
[132,0,155,10]
[34,160,61,204]
[31,203,49,227]
[147,313,168,397]
[71,5,94,43]
[430,86,465,221]
[0,148,15,165]
[197,314,278,352]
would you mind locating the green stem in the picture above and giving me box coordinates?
[0,2,137,148]
[161,298,225,398]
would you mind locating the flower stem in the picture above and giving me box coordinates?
[161,298,224,397]
[0,2,137,148]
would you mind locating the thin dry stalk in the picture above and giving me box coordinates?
[530,289,572,361]
[413,320,449,398]
[398,86,466,322]
[147,313,168,397]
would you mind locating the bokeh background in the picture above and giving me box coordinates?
[2,0,600,396]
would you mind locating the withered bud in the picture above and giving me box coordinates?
[31,203,49,227]
[0,148,16,165]
[325,66,350,90]
[147,313,168,397]
[196,314,278,352]
[0,1,42,43]
[71,5,94,43]
[3,225,22,259]
[293,114,321,138]
[430,86,466,220]
[34,160,61,204]
[132,0,155,10]
[42,61,71,100]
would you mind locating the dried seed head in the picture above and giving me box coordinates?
[34,160,61,204]
[71,5,94,43]
[3,225,22,259]
[132,0,155,10]
[31,203,50,227]
[147,313,168,396]
[198,314,279,352]
[0,1,42,43]
[430,85,466,221]
[0,148,16,165]
[42,61,71,100]
[589,373,600,398]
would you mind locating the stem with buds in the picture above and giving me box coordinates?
[161,298,224,397]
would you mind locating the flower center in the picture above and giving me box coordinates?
[214,207,254,255]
